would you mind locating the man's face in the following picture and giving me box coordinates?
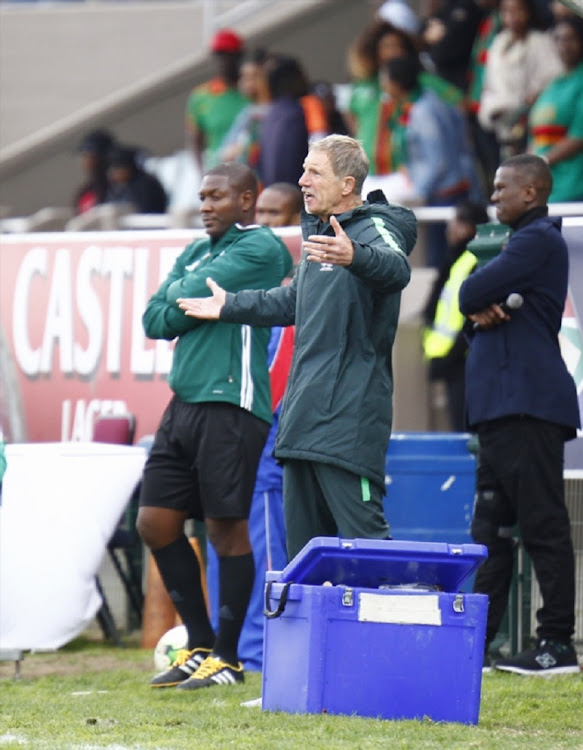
[109,165,131,186]
[491,166,529,225]
[298,150,345,220]
[238,61,264,100]
[377,32,410,65]
[199,175,244,239]
[446,217,476,247]
[256,188,298,227]
[500,0,530,37]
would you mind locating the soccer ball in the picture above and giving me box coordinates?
[558,0,583,16]
[153,624,188,671]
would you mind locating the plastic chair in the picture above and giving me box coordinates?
[92,414,136,446]
[92,413,143,644]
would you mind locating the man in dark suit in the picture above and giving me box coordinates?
[459,154,580,675]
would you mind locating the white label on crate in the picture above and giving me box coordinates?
[358,593,442,626]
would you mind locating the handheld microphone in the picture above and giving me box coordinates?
[473,292,523,331]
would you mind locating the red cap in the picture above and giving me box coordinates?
[210,29,243,54]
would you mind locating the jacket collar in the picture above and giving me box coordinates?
[209,222,257,252]
[301,202,369,234]
[510,205,549,231]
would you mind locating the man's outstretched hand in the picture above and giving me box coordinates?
[178,278,226,319]
[304,215,354,266]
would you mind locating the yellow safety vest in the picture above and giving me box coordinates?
[423,250,477,360]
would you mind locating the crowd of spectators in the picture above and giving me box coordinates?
[71,0,583,254]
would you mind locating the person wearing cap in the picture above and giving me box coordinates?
[73,128,116,214]
[377,0,422,35]
[185,29,248,173]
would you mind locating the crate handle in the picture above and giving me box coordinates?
[264,580,293,619]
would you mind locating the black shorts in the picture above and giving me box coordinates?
[139,398,270,520]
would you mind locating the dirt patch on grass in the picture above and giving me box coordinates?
[0,633,153,680]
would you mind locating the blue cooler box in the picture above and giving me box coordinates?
[262,537,488,724]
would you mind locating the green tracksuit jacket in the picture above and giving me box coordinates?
[221,198,417,487]
[142,223,292,424]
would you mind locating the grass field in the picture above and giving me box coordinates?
[0,637,582,750]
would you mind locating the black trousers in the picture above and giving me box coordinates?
[471,416,575,646]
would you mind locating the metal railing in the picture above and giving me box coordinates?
[2,202,582,235]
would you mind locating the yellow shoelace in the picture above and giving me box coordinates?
[172,648,195,667]
[193,656,230,679]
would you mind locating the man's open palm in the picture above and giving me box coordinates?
[178,278,226,319]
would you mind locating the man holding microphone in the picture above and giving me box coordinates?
[459,154,580,675]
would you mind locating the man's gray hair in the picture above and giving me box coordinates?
[309,135,369,194]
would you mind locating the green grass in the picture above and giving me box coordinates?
[0,637,582,750]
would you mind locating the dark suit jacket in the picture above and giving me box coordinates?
[459,212,580,437]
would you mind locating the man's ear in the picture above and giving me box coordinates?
[523,182,537,207]
[240,189,255,212]
[342,175,356,196]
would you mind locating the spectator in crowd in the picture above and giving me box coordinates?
[311,81,351,136]
[255,182,303,228]
[106,146,168,214]
[346,19,420,174]
[466,0,502,195]
[219,48,272,172]
[73,128,116,214]
[422,200,489,430]
[421,0,484,91]
[139,162,292,691]
[459,154,580,674]
[478,0,563,160]
[177,135,417,559]
[258,55,309,187]
[380,55,480,266]
[377,0,422,36]
[528,15,583,202]
[298,76,329,144]
[346,17,464,177]
[185,29,248,173]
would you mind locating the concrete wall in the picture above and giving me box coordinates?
[0,0,374,215]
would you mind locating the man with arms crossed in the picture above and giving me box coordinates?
[138,162,292,690]
[459,154,580,675]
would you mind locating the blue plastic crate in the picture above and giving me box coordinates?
[384,432,476,545]
[262,537,488,724]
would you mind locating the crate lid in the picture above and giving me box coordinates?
[270,537,487,592]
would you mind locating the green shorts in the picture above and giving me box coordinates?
[282,459,390,559]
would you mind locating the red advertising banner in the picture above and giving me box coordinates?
[0,228,302,444]
[2,223,581,461]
